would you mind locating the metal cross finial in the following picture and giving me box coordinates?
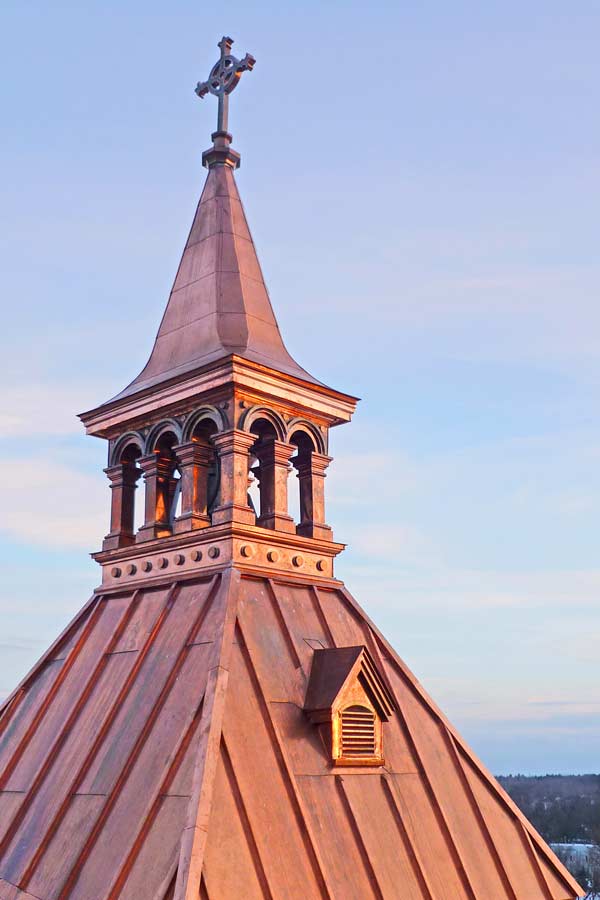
[195,36,256,135]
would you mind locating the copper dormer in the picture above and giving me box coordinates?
[0,36,582,900]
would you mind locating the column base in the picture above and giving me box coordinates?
[211,503,256,526]
[296,522,333,541]
[136,523,172,543]
[258,513,296,534]
[173,513,211,534]
[102,532,136,552]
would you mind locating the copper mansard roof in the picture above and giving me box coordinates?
[0,37,581,900]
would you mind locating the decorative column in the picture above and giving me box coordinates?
[102,463,141,551]
[172,441,213,533]
[293,452,333,541]
[136,453,175,542]
[211,430,256,526]
[253,439,296,533]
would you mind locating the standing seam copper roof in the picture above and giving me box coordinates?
[0,570,581,899]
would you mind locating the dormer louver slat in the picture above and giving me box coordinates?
[341,705,377,757]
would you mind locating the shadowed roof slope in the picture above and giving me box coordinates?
[0,571,581,899]
[112,164,319,403]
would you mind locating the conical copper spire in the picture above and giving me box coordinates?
[113,162,318,402]
[111,37,318,403]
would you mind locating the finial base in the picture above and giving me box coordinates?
[202,131,241,169]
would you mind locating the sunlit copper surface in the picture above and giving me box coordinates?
[0,573,581,898]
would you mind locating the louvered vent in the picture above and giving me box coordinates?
[341,705,376,757]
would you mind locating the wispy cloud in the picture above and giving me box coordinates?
[0,456,105,547]
[0,384,105,438]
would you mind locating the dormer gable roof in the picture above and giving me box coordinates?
[304,645,395,722]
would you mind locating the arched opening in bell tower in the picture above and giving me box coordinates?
[191,419,219,516]
[249,418,278,526]
[121,442,143,535]
[154,431,181,531]
[289,430,316,531]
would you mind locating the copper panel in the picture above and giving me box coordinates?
[0,660,64,773]
[51,613,93,661]
[236,579,306,703]
[111,587,169,653]
[78,582,212,794]
[221,638,325,897]
[270,701,329,774]
[538,853,579,900]
[159,279,219,337]
[118,796,188,900]
[0,652,135,884]
[341,773,429,899]
[202,743,269,899]
[315,586,369,647]
[462,754,552,898]
[187,196,218,246]
[389,672,513,898]
[299,774,380,899]
[4,596,131,792]
[270,581,333,669]
[25,795,105,900]
[68,646,212,900]
[0,794,24,845]
[391,773,471,900]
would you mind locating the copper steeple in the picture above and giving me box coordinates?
[112,37,318,404]
[0,38,582,900]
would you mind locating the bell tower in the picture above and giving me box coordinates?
[80,37,357,590]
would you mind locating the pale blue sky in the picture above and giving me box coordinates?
[1,1,599,774]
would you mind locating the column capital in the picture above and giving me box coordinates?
[254,439,296,467]
[138,453,172,478]
[293,452,332,478]
[174,440,214,467]
[103,463,141,489]
[212,429,256,454]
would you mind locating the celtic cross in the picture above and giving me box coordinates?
[195,36,255,135]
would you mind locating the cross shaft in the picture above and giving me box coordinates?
[195,36,256,135]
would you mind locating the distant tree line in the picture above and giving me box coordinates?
[498,774,600,897]
[498,774,600,844]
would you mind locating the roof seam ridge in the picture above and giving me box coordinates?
[0,598,108,857]
[55,580,213,898]
[334,775,385,900]
[220,734,275,899]
[18,584,180,893]
[104,697,207,899]
[442,726,519,900]
[157,305,277,340]
[7,591,145,886]
[379,774,436,900]
[173,569,239,900]
[235,616,335,899]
